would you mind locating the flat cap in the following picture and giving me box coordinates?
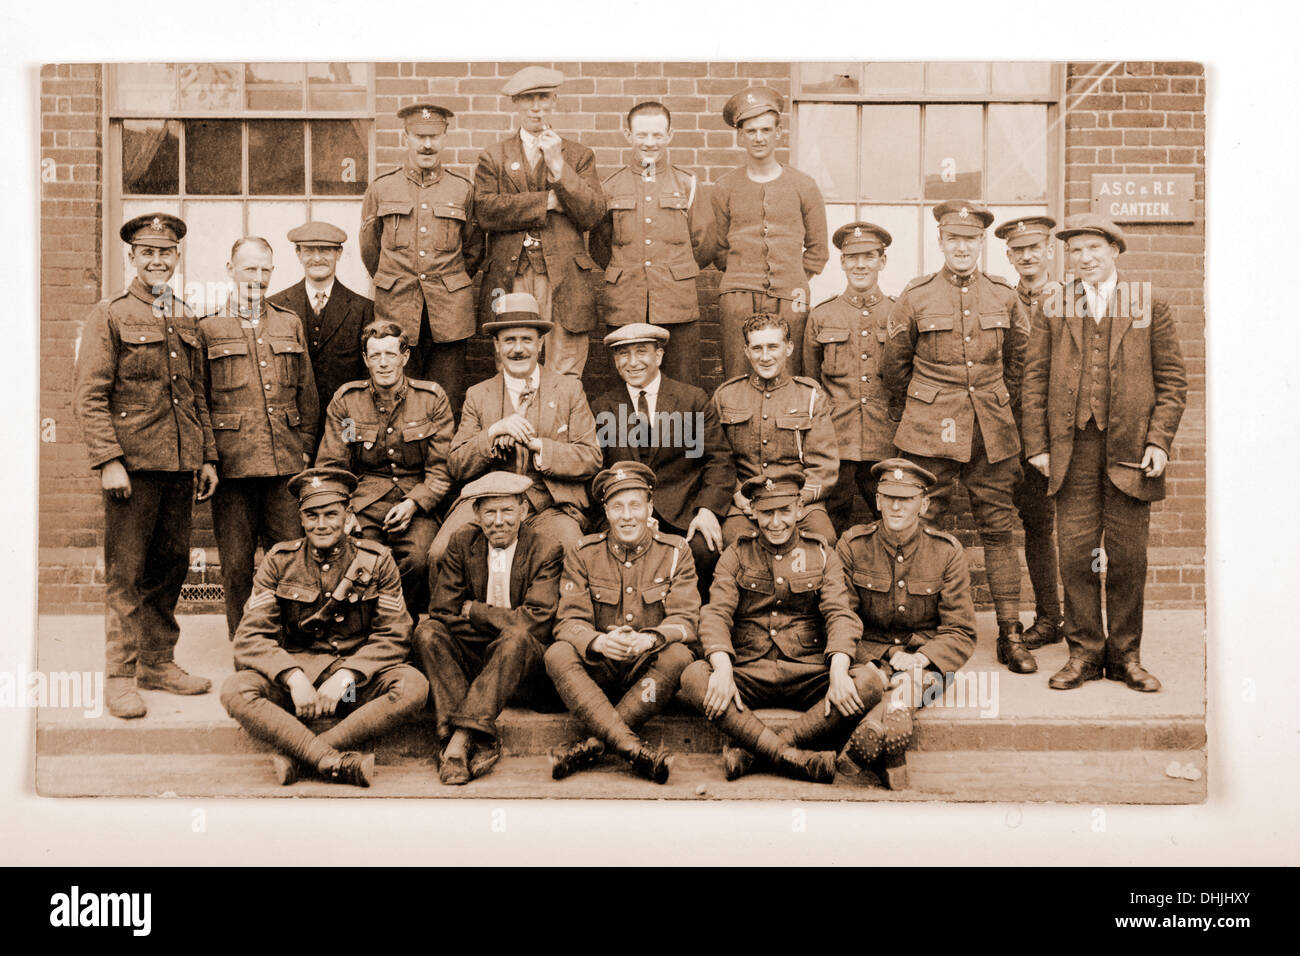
[723,86,784,128]
[120,212,186,247]
[994,215,1057,249]
[502,66,564,98]
[871,458,936,498]
[288,466,358,509]
[593,460,655,503]
[933,200,994,236]
[287,221,347,247]
[1056,214,1127,254]
[482,292,553,336]
[742,468,804,511]
[833,221,892,255]
[461,471,533,503]
[603,323,670,349]
[397,102,453,134]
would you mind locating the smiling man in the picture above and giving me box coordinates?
[589,101,716,384]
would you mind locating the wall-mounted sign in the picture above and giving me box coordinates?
[1091,174,1196,223]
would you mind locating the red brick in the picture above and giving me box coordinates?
[1153,62,1203,76]
[580,62,630,77]
[414,62,469,77]
[663,62,708,77]
[1065,111,1097,129]
[1075,93,1123,111]
[1115,76,1167,92]
[1150,94,1203,111]
[1124,62,1154,76]
[1124,93,1150,110]
[1109,111,1164,128]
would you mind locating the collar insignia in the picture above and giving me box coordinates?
[765,478,774,490]
[310,476,322,488]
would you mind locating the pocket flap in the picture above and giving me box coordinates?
[207,340,249,359]
[908,382,940,404]
[852,570,891,593]
[787,573,820,593]
[210,412,243,430]
[816,327,850,344]
[270,337,305,354]
[374,272,401,291]
[668,260,699,280]
[906,577,941,596]
[659,194,690,210]
[122,327,165,345]
[995,385,1011,407]
[979,311,1010,331]
[607,195,636,210]
[276,581,320,603]
[736,569,774,594]
[574,253,599,272]
[588,578,620,605]
[433,202,467,221]
[776,415,811,431]
[284,408,302,427]
[719,406,753,426]
[402,419,434,442]
[353,424,379,443]
[177,329,200,348]
[917,314,955,333]
[641,583,669,604]
[442,271,473,292]
[604,265,624,284]
[378,201,413,217]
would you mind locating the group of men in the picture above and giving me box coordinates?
[71,64,1188,790]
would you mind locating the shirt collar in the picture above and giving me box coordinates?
[304,276,335,300]
[1084,272,1119,299]
[504,367,540,393]
[626,373,662,403]
[878,522,922,559]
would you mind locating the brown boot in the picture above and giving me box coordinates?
[550,737,605,780]
[106,677,146,719]
[321,752,375,787]
[722,743,754,781]
[714,704,836,784]
[270,753,301,786]
[137,660,212,695]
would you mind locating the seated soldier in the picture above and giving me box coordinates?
[835,459,976,789]
[413,471,565,785]
[316,320,454,616]
[545,461,699,784]
[219,467,428,788]
[712,313,839,548]
[679,469,881,784]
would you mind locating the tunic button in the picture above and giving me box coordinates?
[625,561,632,568]
[388,448,395,454]
[421,203,427,209]
[260,361,267,367]
[264,384,271,390]
[861,329,868,335]
[257,339,263,344]
[961,287,967,293]
[167,327,173,333]
[644,261,651,267]
[965,336,971,342]
[420,227,427,233]
[897,581,905,588]
[861,398,867,404]
[770,629,776,635]
[626,614,634,622]
[645,218,652,224]
[964,310,970,316]
[967,361,973,367]
[645,196,651,201]
[762,439,768,444]
[861,376,868,382]
[120,412,127,418]
[861,353,867,360]
[419,274,426,280]
[898,606,905,612]
[419,251,426,257]
[322,563,330,571]
[172,374,178,380]
[172,398,178,404]
[626,587,633,594]
[897,554,903,562]
[139,335,147,341]
[776,576,784,584]
[762,414,767,420]
[969,386,975,392]
[645,239,652,245]
[170,351,177,358]
[387,427,394,434]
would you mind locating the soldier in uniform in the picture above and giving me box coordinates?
[712,86,828,379]
[835,459,976,789]
[199,237,319,640]
[712,312,839,547]
[220,467,428,787]
[315,320,454,616]
[678,470,880,784]
[413,472,565,785]
[803,221,898,533]
[268,220,373,453]
[474,67,606,377]
[545,462,699,784]
[73,213,218,718]
[360,102,482,410]
[589,323,735,599]
[993,214,1065,651]
[588,100,716,384]
[881,200,1037,675]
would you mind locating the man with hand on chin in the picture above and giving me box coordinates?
[220,467,427,788]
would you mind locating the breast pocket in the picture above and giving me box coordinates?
[269,337,305,384]
[118,327,166,382]
[814,326,851,376]
[735,568,774,596]
[915,313,956,365]
[904,577,941,626]
[378,201,413,250]
[977,311,1010,361]
[852,569,893,619]
[588,576,621,628]
[718,405,755,454]
[608,195,637,246]
[432,203,467,252]
[206,340,250,391]
[775,414,812,463]
[657,194,691,243]
[401,419,434,463]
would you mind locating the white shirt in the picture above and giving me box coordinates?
[304,276,336,312]
[625,373,662,419]
[1082,273,1119,324]
[520,129,542,168]
[486,539,519,609]
[504,367,541,411]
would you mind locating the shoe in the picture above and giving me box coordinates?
[549,737,605,780]
[325,752,375,787]
[106,677,146,719]
[722,743,754,781]
[1022,615,1064,649]
[469,739,503,779]
[627,745,671,784]
[845,704,887,767]
[996,622,1038,674]
[775,748,837,784]
[878,751,910,791]
[1106,660,1161,693]
[1048,657,1103,690]
[270,753,300,786]
[880,707,914,758]
[438,749,472,786]
[137,661,212,695]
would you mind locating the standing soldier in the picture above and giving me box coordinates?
[315,321,454,616]
[219,467,428,788]
[360,102,481,411]
[200,237,319,641]
[803,221,898,533]
[882,200,1036,675]
[678,470,880,784]
[712,86,828,379]
[475,67,605,377]
[545,462,699,784]
[589,100,716,384]
[73,213,218,718]
[1022,216,1186,692]
[713,313,839,547]
[993,214,1065,651]
[268,220,373,454]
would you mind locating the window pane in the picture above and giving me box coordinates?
[861,205,922,298]
[987,104,1047,202]
[181,201,246,314]
[861,105,920,199]
[308,62,370,111]
[798,63,861,95]
[926,62,989,95]
[992,62,1054,97]
[247,201,310,297]
[986,204,1050,285]
[248,121,305,195]
[245,63,304,111]
[113,64,177,112]
[921,205,946,276]
[809,204,859,308]
[121,120,180,194]
[309,200,368,295]
[184,120,241,195]
[119,199,180,293]
[923,104,982,200]
[178,63,241,111]
[862,62,925,96]
[796,104,856,200]
[311,120,369,196]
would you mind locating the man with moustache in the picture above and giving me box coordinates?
[803,222,898,532]
[993,214,1065,651]
[882,200,1035,676]
[475,67,605,377]
[589,100,716,384]
[73,213,218,718]
[315,321,454,615]
[430,292,602,560]
[414,471,564,785]
[712,86,828,379]
[588,323,734,598]
[545,461,698,784]
[1022,215,1186,692]
[200,237,319,640]
[269,221,372,453]
[361,102,481,409]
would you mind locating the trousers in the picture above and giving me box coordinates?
[212,474,301,638]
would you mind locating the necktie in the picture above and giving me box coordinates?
[634,390,651,461]
[514,388,536,473]
[314,291,327,315]
[488,548,510,608]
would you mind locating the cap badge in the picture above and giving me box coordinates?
[614,469,626,480]
[765,478,774,490]
[893,468,904,480]
[150,217,162,230]
[421,108,432,119]
[310,476,322,488]
[853,227,862,237]
[958,207,969,219]
[745,94,755,104]
[1017,221,1026,232]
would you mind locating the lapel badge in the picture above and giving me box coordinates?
[510,162,520,171]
